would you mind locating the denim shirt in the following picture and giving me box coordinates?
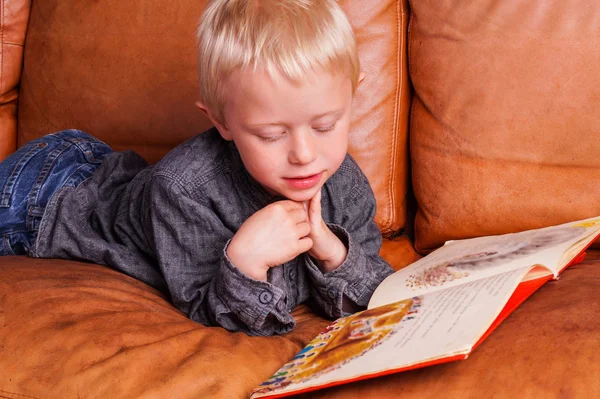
[34,128,394,336]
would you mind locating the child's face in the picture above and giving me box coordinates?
[216,67,353,202]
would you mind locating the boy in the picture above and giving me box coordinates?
[0,0,394,336]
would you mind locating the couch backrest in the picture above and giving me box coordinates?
[408,0,600,252]
[0,0,31,160]
[12,0,412,236]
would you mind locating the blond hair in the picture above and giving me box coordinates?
[196,0,360,123]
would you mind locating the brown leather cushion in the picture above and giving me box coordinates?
[0,257,329,398]
[0,237,414,399]
[17,0,411,235]
[0,0,31,161]
[409,0,600,253]
[2,251,598,398]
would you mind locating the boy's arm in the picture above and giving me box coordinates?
[303,176,395,319]
[146,175,295,336]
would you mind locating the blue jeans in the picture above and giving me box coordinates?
[0,130,112,256]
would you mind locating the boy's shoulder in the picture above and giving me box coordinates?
[150,127,233,190]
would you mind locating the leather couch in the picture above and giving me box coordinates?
[1,0,598,398]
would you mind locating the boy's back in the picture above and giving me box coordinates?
[33,128,237,291]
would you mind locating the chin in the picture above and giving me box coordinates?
[283,192,314,202]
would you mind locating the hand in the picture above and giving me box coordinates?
[306,190,348,273]
[227,201,312,281]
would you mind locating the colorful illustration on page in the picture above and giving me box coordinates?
[253,297,423,396]
[573,218,600,229]
[406,225,589,290]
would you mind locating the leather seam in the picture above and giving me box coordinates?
[0,389,40,399]
[386,0,402,234]
[1,0,5,97]
[0,42,24,47]
[388,0,409,234]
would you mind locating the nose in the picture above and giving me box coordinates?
[288,130,317,165]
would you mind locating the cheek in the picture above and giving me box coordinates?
[239,142,280,176]
[325,128,349,163]
[330,147,348,171]
[251,157,278,178]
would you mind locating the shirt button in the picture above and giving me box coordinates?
[259,291,273,304]
[289,268,297,281]
[327,287,337,299]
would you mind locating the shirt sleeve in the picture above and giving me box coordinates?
[145,175,295,336]
[303,177,395,319]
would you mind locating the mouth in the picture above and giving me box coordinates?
[283,172,323,190]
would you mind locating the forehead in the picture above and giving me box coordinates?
[223,67,353,122]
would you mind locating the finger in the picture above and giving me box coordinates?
[296,221,311,238]
[278,200,304,212]
[288,208,308,224]
[308,190,322,226]
[297,237,313,253]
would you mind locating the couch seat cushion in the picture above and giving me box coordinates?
[2,251,599,398]
[0,256,329,398]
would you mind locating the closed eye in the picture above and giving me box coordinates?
[314,123,336,133]
[258,133,284,142]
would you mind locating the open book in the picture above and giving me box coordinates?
[251,216,600,398]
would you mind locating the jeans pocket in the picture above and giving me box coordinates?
[0,142,48,208]
[53,130,112,164]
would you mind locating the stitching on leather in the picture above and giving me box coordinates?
[407,2,413,89]
[0,390,40,399]
[386,0,403,234]
[0,41,23,47]
[1,0,5,98]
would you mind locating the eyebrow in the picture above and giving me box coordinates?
[247,109,344,129]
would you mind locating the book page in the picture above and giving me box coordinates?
[369,217,600,309]
[252,267,532,398]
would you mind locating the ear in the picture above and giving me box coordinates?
[195,101,233,141]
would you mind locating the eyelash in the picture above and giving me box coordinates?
[258,123,337,143]
[315,123,336,133]
[260,135,281,143]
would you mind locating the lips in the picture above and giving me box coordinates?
[283,172,323,190]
